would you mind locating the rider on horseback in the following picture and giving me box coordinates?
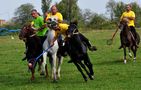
[119,4,138,49]
[31,9,48,44]
[45,5,96,55]
[47,19,97,52]
[22,9,48,60]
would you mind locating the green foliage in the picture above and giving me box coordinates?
[14,3,34,27]
[87,14,107,29]
[41,0,52,16]
[113,2,125,21]
[106,0,116,21]
[131,2,141,27]
[56,0,80,22]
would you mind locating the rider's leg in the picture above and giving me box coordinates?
[130,26,137,40]
[130,26,138,47]
[79,33,97,51]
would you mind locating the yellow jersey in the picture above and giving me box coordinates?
[120,10,135,26]
[46,12,63,22]
[55,23,69,37]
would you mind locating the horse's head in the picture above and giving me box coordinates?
[47,17,58,30]
[19,24,35,41]
[67,21,79,38]
[119,18,129,31]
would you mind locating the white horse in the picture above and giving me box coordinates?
[41,18,63,81]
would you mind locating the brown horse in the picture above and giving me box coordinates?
[19,24,48,80]
[119,20,140,64]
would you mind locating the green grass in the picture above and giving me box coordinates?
[0,30,141,90]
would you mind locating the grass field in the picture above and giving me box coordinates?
[0,30,141,90]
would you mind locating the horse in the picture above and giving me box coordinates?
[119,20,140,64]
[19,24,48,80]
[66,22,94,82]
[41,18,64,81]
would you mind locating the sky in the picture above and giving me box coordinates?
[0,0,140,21]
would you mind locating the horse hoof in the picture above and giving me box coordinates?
[90,75,94,80]
[52,80,58,83]
[40,72,45,76]
[133,58,136,63]
[30,77,34,80]
[84,78,88,82]
[124,60,127,64]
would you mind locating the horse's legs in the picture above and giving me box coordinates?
[73,61,87,82]
[57,56,63,79]
[28,65,35,80]
[123,47,127,64]
[84,54,94,77]
[45,63,49,78]
[31,69,35,80]
[41,52,47,75]
[131,46,137,62]
[79,61,93,80]
[128,47,132,58]
[51,53,57,81]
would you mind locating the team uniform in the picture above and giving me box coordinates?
[31,16,48,44]
[55,23,69,37]
[120,10,135,27]
[46,12,63,23]
[120,10,137,39]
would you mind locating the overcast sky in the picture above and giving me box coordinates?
[0,0,140,21]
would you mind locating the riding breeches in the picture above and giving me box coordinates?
[130,26,137,40]
[79,33,92,47]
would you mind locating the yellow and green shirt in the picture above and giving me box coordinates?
[120,10,135,26]
[31,16,48,36]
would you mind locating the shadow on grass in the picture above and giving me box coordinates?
[0,74,51,87]
[95,59,124,66]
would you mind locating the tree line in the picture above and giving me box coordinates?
[2,0,141,30]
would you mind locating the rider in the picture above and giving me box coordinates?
[31,9,48,44]
[45,5,67,56]
[45,5,63,41]
[119,4,138,49]
[48,19,97,52]
[22,9,48,60]
[45,5,96,51]
[45,5,63,23]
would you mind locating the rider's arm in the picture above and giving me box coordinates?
[126,16,135,20]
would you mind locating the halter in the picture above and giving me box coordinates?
[71,24,79,35]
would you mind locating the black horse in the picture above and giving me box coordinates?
[119,20,140,63]
[19,24,48,80]
[65,22,95,82]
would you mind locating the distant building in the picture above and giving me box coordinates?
[0,19,6,26]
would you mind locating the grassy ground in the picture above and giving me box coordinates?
[0,30,141,90]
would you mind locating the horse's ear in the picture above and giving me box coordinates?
[70,19,78,26]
